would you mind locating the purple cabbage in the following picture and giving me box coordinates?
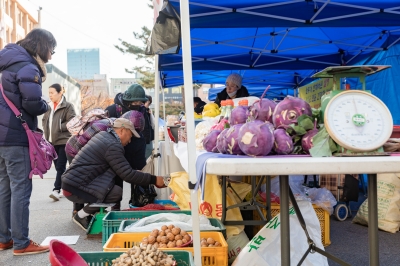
[238,120,275,156]
[302,120,318,154]
[248,99,277,123]
[272,96,312,128]
[273,128,294,155]
[203,130,222,152]
[223,124,244,155]
[230,106,249,125]
[216,128,229,154]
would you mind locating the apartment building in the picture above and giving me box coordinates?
[0,0,38,49]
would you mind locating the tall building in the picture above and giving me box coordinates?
[0,0,38,49]
[67,48,100,80]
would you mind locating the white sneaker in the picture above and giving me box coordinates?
[58,190,63,198]
[49,190,60,201]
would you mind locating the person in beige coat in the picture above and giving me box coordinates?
[42,83,76,201]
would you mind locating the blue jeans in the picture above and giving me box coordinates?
[0,146,32,250]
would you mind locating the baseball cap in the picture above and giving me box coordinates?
[113,118,140,138]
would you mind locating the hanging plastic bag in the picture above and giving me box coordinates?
[232,201,329,266]
[169,171,251,237]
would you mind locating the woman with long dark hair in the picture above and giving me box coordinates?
[42,83,76,201]
[0,28,56,255]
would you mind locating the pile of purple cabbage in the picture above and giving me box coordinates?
[202,96,322,157]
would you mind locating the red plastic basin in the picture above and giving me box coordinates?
[49,240,87,266]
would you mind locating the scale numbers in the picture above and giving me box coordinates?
[324,90,393,152]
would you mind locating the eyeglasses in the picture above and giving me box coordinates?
[50,50,55,55]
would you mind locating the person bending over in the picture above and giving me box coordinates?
[61,118,168,230]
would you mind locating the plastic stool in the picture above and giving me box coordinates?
[86,203,115,235]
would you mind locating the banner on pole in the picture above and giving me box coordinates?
[298,78,333,108]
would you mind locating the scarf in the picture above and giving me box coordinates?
[33,55,47,82]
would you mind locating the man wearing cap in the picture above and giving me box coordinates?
[61,118,168,230]
[214,73,249,107]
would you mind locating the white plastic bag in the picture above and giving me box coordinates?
[232,201,328,266]
[123,213,219,232]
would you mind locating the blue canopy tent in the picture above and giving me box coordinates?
[157,1,400,123]
[149,1,400,265]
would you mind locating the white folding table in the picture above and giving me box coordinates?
[206,155,400,266]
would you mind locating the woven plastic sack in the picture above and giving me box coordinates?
[353,173,400,233]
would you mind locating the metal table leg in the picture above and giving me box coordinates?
[367,174,379,266]
[221,176,227,224]
[279,175,290,266]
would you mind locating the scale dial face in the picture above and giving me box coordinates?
[324,90,393,152]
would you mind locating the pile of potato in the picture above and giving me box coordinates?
[142,225,191,248]
[141,224,222,248]
[200,237,222,247]
[111,244,175,266]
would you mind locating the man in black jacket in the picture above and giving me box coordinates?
[62,118,168,230]
[105,84,148,210]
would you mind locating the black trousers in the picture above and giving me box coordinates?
[66,153,85,213]
[66,185,122,215]
[53,144,68,191]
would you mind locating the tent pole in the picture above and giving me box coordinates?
[154,56,160,175]
[180,0,202,265]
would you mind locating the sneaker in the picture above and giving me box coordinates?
[49,190,60,201]
[13,240,49,256]
[73,213,89,231]
[58,190,63,198]
[0,239,13,250]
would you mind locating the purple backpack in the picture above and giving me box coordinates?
[0,84,57,179]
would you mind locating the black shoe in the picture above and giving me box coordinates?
[73,213,89,231]
[111,202,120,211]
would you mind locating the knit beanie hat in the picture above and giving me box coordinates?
[122,84,148,102]
[226,73,242,88]
[121,110,145,132]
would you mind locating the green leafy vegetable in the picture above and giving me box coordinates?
[309,127,337,157]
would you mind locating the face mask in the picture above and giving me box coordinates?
[129,105,141,111]
[227,91,237,98]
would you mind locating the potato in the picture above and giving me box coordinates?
[167,224,175,230]
[161,225,168,231]
[207,237,215,245]
[148,235,156,244]
[160,236,168,244]
[167,232,175,241]
[174,234,182,241]
[167,241,176,248]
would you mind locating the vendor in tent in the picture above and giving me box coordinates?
[193,96,206,114]
[214,73,249,106]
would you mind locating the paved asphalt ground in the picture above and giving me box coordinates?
[0,167,399,265]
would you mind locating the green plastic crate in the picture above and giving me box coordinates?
[102,210,191,245]
[78,250,194,265]
[118,217,227,239]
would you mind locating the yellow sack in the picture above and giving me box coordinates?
[169,171,251,237]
